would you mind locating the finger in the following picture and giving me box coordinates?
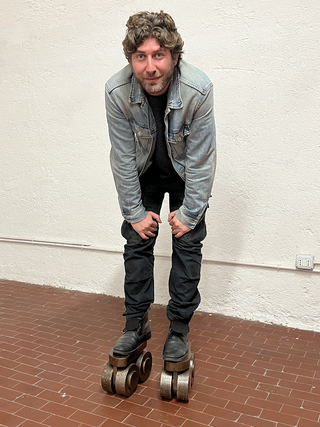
[151,212,162,223]
[174,230,185,238]
[139,232,149,240]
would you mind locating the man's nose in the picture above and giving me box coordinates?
[146,56,156,73]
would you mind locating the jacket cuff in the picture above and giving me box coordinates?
[123,204,147,224]
[176,204,207,229]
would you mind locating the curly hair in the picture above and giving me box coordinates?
[122,11,184,62]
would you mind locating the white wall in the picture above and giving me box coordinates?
[1,0,320,331]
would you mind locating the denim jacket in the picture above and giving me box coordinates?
[105,59,216,229]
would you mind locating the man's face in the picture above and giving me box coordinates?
[130,37,178,96]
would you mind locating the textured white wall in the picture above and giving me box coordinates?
[1,0,320,331]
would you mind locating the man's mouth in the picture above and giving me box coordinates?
[143,74,162,81]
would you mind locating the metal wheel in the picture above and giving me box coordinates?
[176,368,192,402]
[114,363,139,397]
[101,362,116,394]
[136,351,152,383]
[160,368,173,400]
[190,353,195,386]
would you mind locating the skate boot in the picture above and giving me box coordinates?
[101,312,152,397]
[160,322,195,402]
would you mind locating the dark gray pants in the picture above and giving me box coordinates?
[121,170,207,325]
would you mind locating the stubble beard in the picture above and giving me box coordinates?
[142,74,170,95]
[139,64,175,95]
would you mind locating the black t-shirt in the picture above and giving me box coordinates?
[145,91,177,181]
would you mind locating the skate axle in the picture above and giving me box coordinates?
[101,342,152,397]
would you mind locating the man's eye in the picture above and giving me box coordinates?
[155,53,163,58]
[137,54,145,60]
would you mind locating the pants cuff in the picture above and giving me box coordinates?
[171,321,189,334]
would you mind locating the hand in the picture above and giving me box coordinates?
[168,211,191,238]
[132,211,161,240]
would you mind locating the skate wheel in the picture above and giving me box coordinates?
[160,368,173,400]
[114,363,139,397]
[176,368,192,402]
[101,362,116,394]
[190,353,195,386]
[136,351,152,383]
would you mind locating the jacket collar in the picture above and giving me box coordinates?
[129,65,183,109]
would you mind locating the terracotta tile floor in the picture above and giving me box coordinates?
[0,279,320,427]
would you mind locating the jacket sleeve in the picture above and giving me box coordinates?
[105,85,147,223]
[176,85,216,228]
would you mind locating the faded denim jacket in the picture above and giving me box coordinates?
[105,59,216,229]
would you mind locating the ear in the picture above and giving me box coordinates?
[172,53,179,66]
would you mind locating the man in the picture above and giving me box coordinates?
[105,11,216,363]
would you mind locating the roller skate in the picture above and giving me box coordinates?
[160,323,195,402]
[101,312,152,397]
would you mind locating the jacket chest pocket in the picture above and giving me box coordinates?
[131,121,153,151]
[168,124,190,159]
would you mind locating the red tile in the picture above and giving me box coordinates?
[278,379,313,392]
[41,401,77,417]
[203,403,240,421]
[257,383,291,396]
[64,396,99,413]
[42,414,82,427]
[0,410,24,427]
[203,377,237,392]
[69,409,107,426]
[87,391,119,408]
[147,408,185,426]
[291,388,320,403]
[260,408,299,425]
[0,385,23,401]
[15,406,51,423]
[13,394,48,409]
[246,397,282,412]
[100,420,131,427]
[280,403,319,421]
[213,388,247,404]
[234,385,269,400]
[92,405,129,421]
[56,385,93,400]
[193,391,228,407]
[302,399,320,413]
[17,421,44,427]
[124,413,162,427]
[298,418,320,427]
[226,400,262,417]
[143,397,180,414]
[177,405,214,424]
[247,372,280,386]
[0,397,24,414]
[210,418,248,427]
[226,375,259,389]
[116,400,152,418]
[237,414,277,427]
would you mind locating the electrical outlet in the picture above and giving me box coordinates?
[296,255,315,270]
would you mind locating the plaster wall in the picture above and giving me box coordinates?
[1,0,320,331]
